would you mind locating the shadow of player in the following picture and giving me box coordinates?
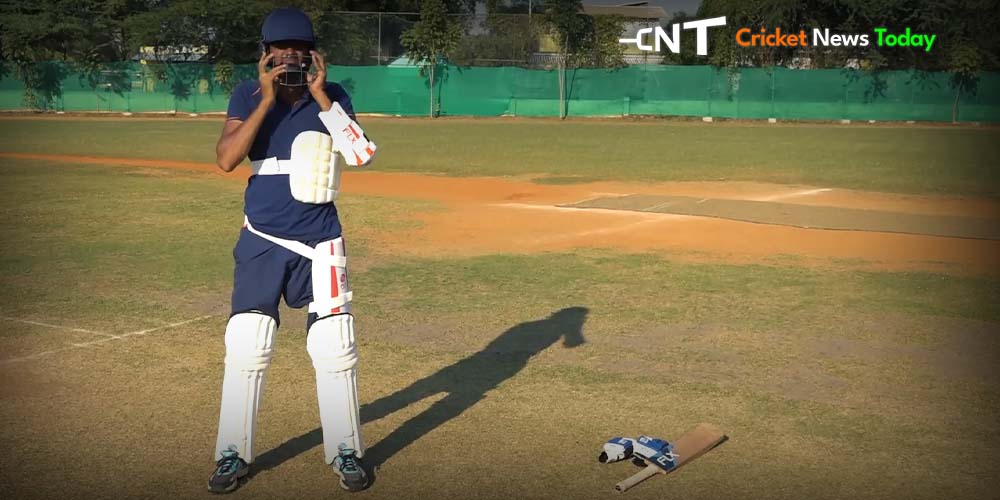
[249,306,588,479]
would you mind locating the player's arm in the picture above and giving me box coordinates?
[215,103,272,172]
[215,53,286,172]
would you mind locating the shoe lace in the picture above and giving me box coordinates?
[338,450,361,474]
[216,450,243,475]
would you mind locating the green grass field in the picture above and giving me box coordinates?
[1,117,998,195]
[0,117,998,499]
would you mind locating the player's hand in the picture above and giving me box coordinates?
[307,50,327,96]
[257,52,286,105]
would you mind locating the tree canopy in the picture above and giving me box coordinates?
[1,0,996,110]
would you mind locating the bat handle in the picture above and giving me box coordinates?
[614,465,659,493]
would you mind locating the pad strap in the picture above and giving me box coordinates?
[242,218,348,267]
[308,293,354,314]
[242,218,352,314]
[250,157,298,176]
[243,217,318,260]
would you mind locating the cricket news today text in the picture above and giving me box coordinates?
[619,16,938,55]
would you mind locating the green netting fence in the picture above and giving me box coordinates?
[1,62,997,122]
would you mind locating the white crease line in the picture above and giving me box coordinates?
[560,193,636,207]
[495,202,598,213]
[566,218,671,238]
[1,316,117,338]
[754,188,832,202]
[0,348,67,364]
[495,202,656,216]
[123,315,216,337]
[0,315,215,366]
[527,216,685,245]
[496,202,698,223]
[493,202,689,244]
[68,315,216,348]
[588,192,632,197]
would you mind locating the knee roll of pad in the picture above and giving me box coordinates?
[306,313,357,372]
[224,312,277,369]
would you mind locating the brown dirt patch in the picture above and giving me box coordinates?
[4,152,1000,274]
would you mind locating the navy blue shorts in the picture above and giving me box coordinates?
[231,228,332,328]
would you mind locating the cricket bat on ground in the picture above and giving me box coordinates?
[614,423,727,493]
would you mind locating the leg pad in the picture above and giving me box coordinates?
[307,313,363,462]
[214,312,277,462]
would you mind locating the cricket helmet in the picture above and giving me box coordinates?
[261,7,316,47]
[261,7,315,87]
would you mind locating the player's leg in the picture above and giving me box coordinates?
[209,230,287,493]
[308,311,367,491]
[287,236,368,491]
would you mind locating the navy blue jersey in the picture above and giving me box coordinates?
[227,80,356,241]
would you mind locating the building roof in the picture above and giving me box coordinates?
[582,3,668,19]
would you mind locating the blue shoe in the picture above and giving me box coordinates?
[208,448,249,494]
[333,447,370,492]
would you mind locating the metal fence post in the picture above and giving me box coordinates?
[770,69,776,119]
[126,68,132,113]
[844,78,849,120]
[706,66,714,117]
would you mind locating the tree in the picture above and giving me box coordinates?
[121,1,215,107]
[944,38,984,122]
[543,0,625,118]
[301,0,388,66]
[658,11,700,65]
[449,1,537,67]
[913,0,999,121]
[584,14,626,69]
[0,0,140,109]
[696,0,816,68]
[397,0,477,14]
[543,0,585,118]
[400,0,462,117]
